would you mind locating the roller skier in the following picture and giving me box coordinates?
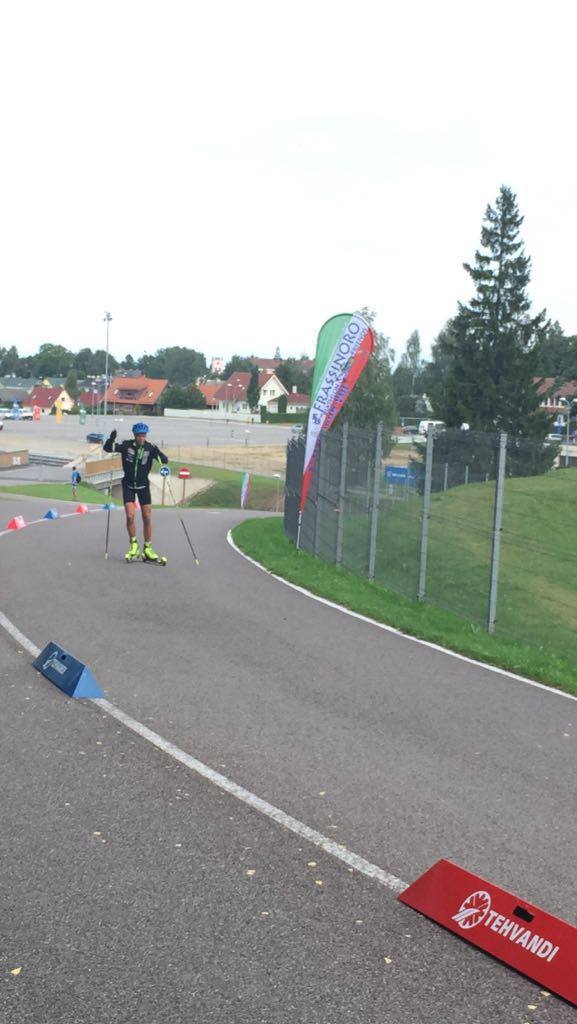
[103,422,169,563]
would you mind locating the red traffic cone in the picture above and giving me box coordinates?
[7,515,26,530]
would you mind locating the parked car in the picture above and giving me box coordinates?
[1,408,33,420]
[402,424,419,435]
[418,419,446,436]
[86,432,104,443]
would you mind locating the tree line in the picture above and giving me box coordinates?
[0,343,209,387]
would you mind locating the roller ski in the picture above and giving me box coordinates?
[125,538,141,562]
[142,541,167,566]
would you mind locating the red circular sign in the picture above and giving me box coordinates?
[178,468,191,479]
[453,890,492,930]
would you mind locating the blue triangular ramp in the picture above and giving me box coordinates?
[33,641,104,699]
[73,667,104,699]
[44,508,59,519]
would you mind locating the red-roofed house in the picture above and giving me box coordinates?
[536,378,577,415]
[286,390,310,413]
[197,381,220,409]
[105,375,168,414]
[23,387,73,414]
[213,372,288,413]
[266,387,310,414]
[250,357,280,374]
[249,356,314,376]
[77,389,106,412]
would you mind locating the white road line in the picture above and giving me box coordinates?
[0,610,41,658]
[0,607,407,896]
[226,530,577,704]
[94,696,407,894]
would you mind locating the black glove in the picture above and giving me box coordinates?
[160,452,168,465]
[109,429,117,442]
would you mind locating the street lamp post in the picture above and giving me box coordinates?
[103,311,112,418]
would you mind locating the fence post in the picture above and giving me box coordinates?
[368,422,383,580]
[313,433,326,557]
[464,464,469,485]
[335,422,348,566]
[443,462,448,491]
[418,427,435,600]
[487,431,507,633]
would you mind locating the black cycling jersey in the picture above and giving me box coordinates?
[103,437,168,490]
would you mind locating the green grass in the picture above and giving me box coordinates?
[0,483,109,504]
[167,461,280,510]
[0,463,281,511]
[231,511,577,696]
[364,470,577,659]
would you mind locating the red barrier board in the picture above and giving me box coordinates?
[398,859,577,1006]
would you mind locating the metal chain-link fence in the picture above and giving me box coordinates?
[284,424,577,657]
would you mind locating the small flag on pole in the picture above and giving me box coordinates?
[240,472,251,509]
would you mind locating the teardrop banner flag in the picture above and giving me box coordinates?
[240,472,251,509]
[299,312,375,518]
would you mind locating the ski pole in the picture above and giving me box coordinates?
[104,463,114,560]
[165,472,200,566]
[65,441,104,468]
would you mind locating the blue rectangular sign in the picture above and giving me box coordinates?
[384,465,416,484]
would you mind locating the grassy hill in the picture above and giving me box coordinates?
[234,468,577,688]
[362,469,577,659]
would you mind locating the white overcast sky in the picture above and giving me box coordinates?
[1,0,575,366]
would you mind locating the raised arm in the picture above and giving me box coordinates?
[103,429,121,454]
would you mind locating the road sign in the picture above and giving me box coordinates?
[178,468,191,479]
[159,465,170,477]
[399,858,577,1006]
[384,465,417,486]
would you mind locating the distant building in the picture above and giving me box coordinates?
[77,389,105,411]
[0,386,30,406]
[266,387,310,414]
[0,377,35,390]
[22,387,73,415]
[213,372,288,414]
[104,375,168,415]
[250,355,314,376]
[250,357,280,375]
[197,382,220,409]
[286,389,310,414]
[535,378,577,415]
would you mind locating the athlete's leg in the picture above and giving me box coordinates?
[141,503,152,543]
[125,501,137,540]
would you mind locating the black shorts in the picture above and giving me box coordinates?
[122,483,151,506]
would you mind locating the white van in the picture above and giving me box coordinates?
[418,419,446,436]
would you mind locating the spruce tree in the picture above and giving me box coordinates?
[444,186,550,438]
[247,366,260,411]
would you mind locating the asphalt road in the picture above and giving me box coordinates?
[1,494,575,1022]
[0,414,294,451]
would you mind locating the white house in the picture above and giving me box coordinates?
[214,372,288,414]
[266,386,311,414]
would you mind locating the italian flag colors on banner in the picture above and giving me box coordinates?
[240,471,251,509]
[299,312,375,512]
